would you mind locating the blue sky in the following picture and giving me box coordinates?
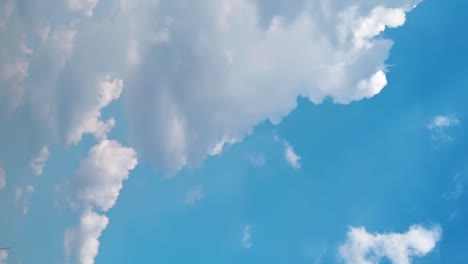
[0,0,467,263]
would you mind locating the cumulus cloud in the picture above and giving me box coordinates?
[0,0,420,175]
[284,142,301,169]
[65,139,137,264]
[242,225,253,249]
[428,115,460,141]
[185,185,205,205]
[66,76,123,145]
[30,145,49,176]
[0,168,5,189]
[0,1,427,262]
[339,225,442,264]
[65,209,109,264]
[0,2,128,175]
[68,140,138,212]
[123,0,421,172]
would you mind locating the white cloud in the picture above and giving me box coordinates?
[124,0,421,172]
[68,139,138,212]
[428,115,460,129]
[428,115,460,141]
[0,5,128,176]
[0,0,420,175]
[0,249,8,264]
[65,209,109,264]
[242,225,253,249]
[208,137,240,157]
[339,225,442,264]
[30,145,49,176]
[0,168,5,189]
[185,185,205,205]
[352,7,407,49]
[65,139,137,264]
[66,76,123,145]
[15,185,35,215]
[284,142,301,169]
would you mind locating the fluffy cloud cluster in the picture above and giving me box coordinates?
[65,140,137,264]
[124,0,421,172]
[0,1,127,176]
[0,0,420,174]
[339,225,442,264]
[0,0,422,262]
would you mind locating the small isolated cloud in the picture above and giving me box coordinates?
[284,142,301,169]
[30,145,49,176]
[185,185,205,205]
[248,154,266,168]
[15,185,35,215]
[443,174,464,201]
[428,115,460,141]
[0,167,5,189]
[339,224,442,264]
[242,225,253,249]
[0,248,8,264]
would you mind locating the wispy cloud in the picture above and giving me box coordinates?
[185,185,205,205]
[248,154,266,168]
[284,142,301,169]
[443,174,464,201]
[30,145,49,176]
[15,185,35,215]
[242,225,253,249]
[428,115,460,141]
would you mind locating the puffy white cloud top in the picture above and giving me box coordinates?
[340,225,442,264]
[0,0,421,173]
